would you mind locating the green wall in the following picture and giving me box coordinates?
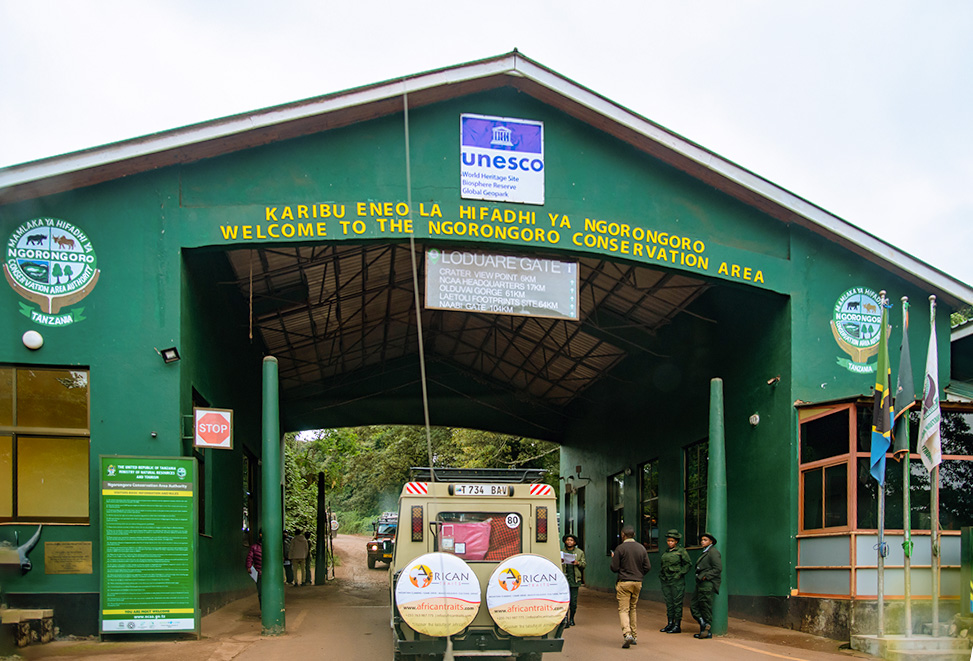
[0,81,960,633]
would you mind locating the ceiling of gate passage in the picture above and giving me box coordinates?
[223,243,709,415]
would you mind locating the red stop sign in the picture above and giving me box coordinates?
[197,412,231,445]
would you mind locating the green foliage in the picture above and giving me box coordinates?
[283,426,560,535]
[951,305,973,328]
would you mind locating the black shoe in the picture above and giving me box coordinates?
[694,630,712,639]
[660,620,673,632]
[622,635,634,648]
[667,623,681,634]
[569,618,575,627]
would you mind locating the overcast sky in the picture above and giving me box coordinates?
[2,1,971,289]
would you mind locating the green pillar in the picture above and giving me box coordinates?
[708,377,728,636]
[261,356,285,635]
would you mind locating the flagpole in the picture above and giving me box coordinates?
[931,463,940,634]
[928,295,940,636]
[878,480,886,637]
[899,296,913,637]
[877,291,888,638]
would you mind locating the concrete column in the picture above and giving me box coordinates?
[261,356,285,635]
[708,377,728,636]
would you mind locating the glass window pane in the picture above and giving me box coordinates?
[16,369,89,429]
[941,410,973,456]
[612,474,624,507]
[856,458,877,529]
[436,511,522,562]
[0,435,11,517]
[0,368,13,426]
[17,436,89,518]
[940,459,973,530]
[824,464,848,527]
[800,409,850,463]
[803,467,823,529]
[640,460,658,549]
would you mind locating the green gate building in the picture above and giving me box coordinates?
[1,52,971,638]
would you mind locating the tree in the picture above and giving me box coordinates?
[283,426,560,534]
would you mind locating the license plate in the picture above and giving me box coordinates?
[453,484,509,496]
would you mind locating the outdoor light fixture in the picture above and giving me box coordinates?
[158,347,181,363]
[22,330,44,350]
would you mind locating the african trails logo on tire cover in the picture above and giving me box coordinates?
[486,554,569,636]
[394,553,480,636]
[4,218,100,326]
[830,287,882,373]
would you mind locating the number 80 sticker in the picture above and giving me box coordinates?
[505,513,521,529]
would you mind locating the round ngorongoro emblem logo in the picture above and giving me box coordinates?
[830,287,882,373]
[4,218,100,326]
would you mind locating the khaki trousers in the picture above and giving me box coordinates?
[615,580,642,638]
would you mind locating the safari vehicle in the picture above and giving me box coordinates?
[390,467,564,661]
[367,511,398,569]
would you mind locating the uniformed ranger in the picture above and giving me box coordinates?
[658,529,692,633]
[690,531,722,639]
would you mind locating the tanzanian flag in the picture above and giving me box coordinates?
[870,298,893,484]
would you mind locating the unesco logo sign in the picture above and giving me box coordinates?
[4,218,101,326]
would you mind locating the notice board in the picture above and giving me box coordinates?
[99,456,199,635]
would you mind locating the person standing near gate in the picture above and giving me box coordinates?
[289,530,310,587]
[659,529,692,633]
[610,525,651,648]
[283,529,294,585]
[561,534,586,627]
[245,529,263,609]
[690,532,722,639]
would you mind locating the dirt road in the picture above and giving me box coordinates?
[11,534,866,660]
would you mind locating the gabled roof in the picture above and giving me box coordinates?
[1,51,970,307]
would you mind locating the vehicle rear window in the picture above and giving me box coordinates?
[435,511,523,562]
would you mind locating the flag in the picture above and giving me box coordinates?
[892,299,914,459]
[870,299,893,484]
[919,304,942,472]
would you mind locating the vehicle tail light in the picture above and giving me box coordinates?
[536,506,548,542]
[411,505,423,542]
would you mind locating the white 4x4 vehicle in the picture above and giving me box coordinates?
[390,468,567,661]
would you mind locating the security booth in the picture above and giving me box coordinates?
[1,52,972,640]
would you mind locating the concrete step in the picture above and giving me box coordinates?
[0,608,55,646]
[885,650,972,661]
[851,633,972,660]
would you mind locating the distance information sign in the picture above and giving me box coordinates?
[425,249,578,320]
[100,456,198,635]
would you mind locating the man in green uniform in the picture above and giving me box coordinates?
[561,534,586,627]
[690,531,722,639]
[658,529,691,633]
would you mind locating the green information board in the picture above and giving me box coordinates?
[99,456,199,635]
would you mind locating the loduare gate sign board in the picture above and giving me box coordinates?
[425,248,578,320]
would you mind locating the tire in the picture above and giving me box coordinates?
[367,556,376,569]
[519,654,543,661]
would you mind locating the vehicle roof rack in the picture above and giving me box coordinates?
[409,467,548,484]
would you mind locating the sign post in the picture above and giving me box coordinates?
[194,408,233,449]
[99,456,198,637]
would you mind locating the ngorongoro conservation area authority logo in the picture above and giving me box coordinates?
[5,218,100,326]
[830,287,882,374]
